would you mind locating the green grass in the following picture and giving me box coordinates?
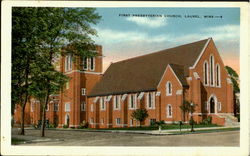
[97,124,220,131]
[169,127,240,134]
[11,138,27,145]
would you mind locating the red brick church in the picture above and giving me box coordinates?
[14,38,237,128]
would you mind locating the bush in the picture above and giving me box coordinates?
[49,123,56,128]
[200,116,212,125]
[77,120,89,129]
[63,124,69,128]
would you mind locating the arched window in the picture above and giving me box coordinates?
[166,81,172,96]
[166,104,172,118]
[203,61,209,85]
[210,55,214,86]
[216,64,221,87]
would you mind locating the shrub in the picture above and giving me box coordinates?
[49,123,56,128]
[78,120,88,129]
[63,124,69,128]
[200,116,212,125]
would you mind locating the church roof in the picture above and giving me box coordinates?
[88,38,210,97]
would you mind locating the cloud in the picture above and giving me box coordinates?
[126,16,167,28]
[94,28,169,44]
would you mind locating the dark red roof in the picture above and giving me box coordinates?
[88,38,210,97]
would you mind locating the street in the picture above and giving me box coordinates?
[12,128,239,146]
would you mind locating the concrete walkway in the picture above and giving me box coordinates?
[23,125,240,135]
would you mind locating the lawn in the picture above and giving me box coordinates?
[169,127,240,134]
[98,124,220,131]
[12,138,27,145]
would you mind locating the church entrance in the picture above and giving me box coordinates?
[210,97,215,113]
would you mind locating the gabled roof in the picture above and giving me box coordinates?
[88,38,210,97]
[168,64,188,87]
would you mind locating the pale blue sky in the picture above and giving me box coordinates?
[91,7,240,73]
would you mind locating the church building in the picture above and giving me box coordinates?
[14,38,236,128]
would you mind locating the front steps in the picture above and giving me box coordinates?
[217,114,239,127]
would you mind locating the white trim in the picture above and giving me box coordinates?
[190,38,211,69]
[100,97,106,111]
[208,94,218,114]
[121,94,127,101]
[65,102,70,112]
[81,102,86,111]
[106,95,112,102]
[81,88,86,96]
[90,57,95,71]
[93,97,99,103]
[166,104,173,118]
[113,95,121,110]
[176,90,182,95]
[83,57,88,70]
[217,102,221,112]
[65,70,102,75]
[209,54,215,87]
[129,94,136,110]
[193,72,200,80]
[157,64,182,88]
[203,60,209,86]
[156,91,161,96]
[215,63,221,87]
[138,92,144,100]
[187,77,192,81]
[115,118,121,125]
[166,81,172,96]
[147,92,155,109]
[65,81,69,90]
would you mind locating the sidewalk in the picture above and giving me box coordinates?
[23,125,240,136]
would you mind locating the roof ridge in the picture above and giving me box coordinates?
[113,38,210,65]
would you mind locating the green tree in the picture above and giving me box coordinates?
[12,8,41,134]
[12,7,101,136]
[131,108,149,127]
[179,100,196,122]
[225,66,240,93]
[225,66,240,115]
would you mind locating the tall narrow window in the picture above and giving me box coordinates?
[100,97,105,110]
[148,93,152,108]
[203,61,209,85]
[65,55,72,72]
[65,102,70,112]
[83,57,88,70]
[81,88,86,95]
[81,102,85,111]
[54,103,59,112]
[129,94,136,109]
[210,55,214,86]
[167,104,172,118]
[147,92,155,109]
[90,57,95,71]
[216,64,221,87]
[166,81,172,96]
[114,95,120,110]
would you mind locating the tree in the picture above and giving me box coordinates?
[12,7,101,136]
[225,66,240,116]
[12,8,42,135]
[225,66,239,93]
[131,108,149,127]
[179,100,190,122]
[179,100,196,127]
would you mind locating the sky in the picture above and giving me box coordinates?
[91,7,240,74]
